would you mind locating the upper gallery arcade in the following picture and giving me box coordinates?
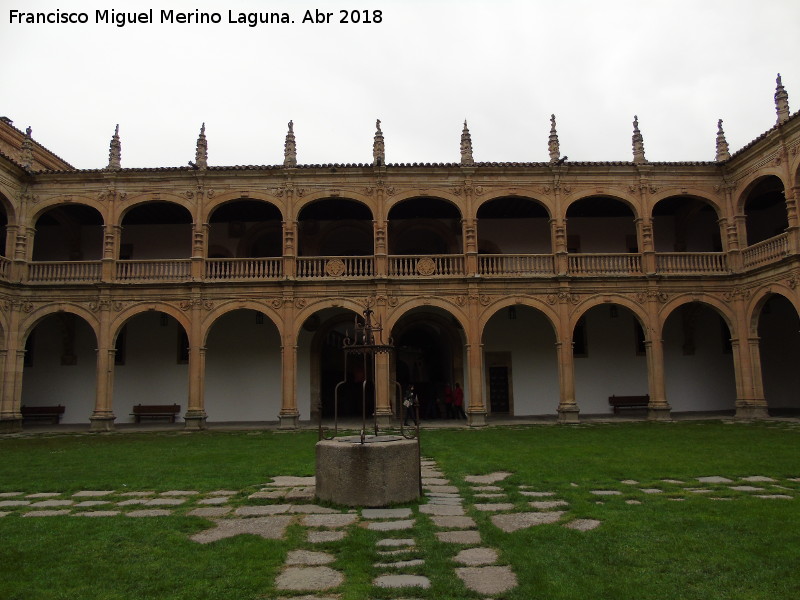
[0,75,799,432]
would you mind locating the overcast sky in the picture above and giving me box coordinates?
[1,0,798,169]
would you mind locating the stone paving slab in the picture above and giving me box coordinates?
[145,498,186,506]
[286,550,335,565]
[471,485,503,492]
[188,507,232,518]
[267,476,316,487]
[367,520,415,531]
[288,505,339,514]
[362,508,412,519]
[564,518,602,531]
[0,500,30,507]
[276,566,343,591]
[208,490,239,496]
[191,516,293,543]
[373,574,430,589]
[453,547,498,566]
[197,496,231,505]
[75,501,110,507]
[474,503,514,512]
[590,490,622,496]
[519,491,555,497]
[435,530,481,544]
[376,538,415,547]
[756,494,793,499]
[375,558,425,569]
[530,500,569,510]
[161,490,199,496]
[430,515,476,529]
[423,485,459,494]
[464,472,513,484]
[72,511,120,518]
[730,485,765,492]
[490,511,564,532]
[308,531,346,543]
[662,479,685,484]
[119,491,154,497]
[117,499,149,506]
[697,476,733,484]
[621,479,639,485]
[250,490,286,499]
[742,476,777,482]
[27,493,61,498]
[0,512,10,517]
[73,490,114,497]
[0,492,23,498]
[302,513,358,528]
[455,566,517,594]
[421,478,449,485]
[22,510,71,517]
[127,510,173,517]
[418,504,464,516]
[641,488,664,494]
[235,505,291,516]
[473,493,505,499]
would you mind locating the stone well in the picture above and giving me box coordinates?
[315,435,420,507]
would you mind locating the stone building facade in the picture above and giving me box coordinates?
[1,77,799,432]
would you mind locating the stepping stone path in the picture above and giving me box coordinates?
[3,468,797,598]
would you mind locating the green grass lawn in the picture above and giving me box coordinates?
[1,421,799,599]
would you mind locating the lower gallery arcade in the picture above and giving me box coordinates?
[13,288,800,428]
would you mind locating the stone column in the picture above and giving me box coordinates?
[552,219,568,276]
[465,341,486,426]
[374,220,387,277]
[283,221,297,279]
[0,306,25,432]
[556,339,579,423]
[101,225,121,282]
[90,305,116,431]
[638,217,656,275]
[184,306,207,430]
[190,222,208,281]
[463,218,478,276]
[730,302,768,419]
[644,336,670,420]
[373,351,393,426]
[279,341,299,428]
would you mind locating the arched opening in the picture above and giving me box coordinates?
[208,200,283,258]
[477,196,551,254]
[21,313,97,424]
[204,309,282,422]
[481,305,558,416]
[652,196,722,252]
[566,196,637,253]
[743,176,787,246]
[113,311,189,423]
[32,204,104,261]
[388,197,462,255]
[391,308,465,420]
[572,304,648,414]
[298,198,373,256]
[662,303,736,414]
[757,294,800,416]
[119,202,192,259]
[301,307,363,420]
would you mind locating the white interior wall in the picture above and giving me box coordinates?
[573,307,649,414]
[204,310,282,422]
[21,315,97,423]
[113,312,188,422]
[482,307,559,415]
[758,296,800,410]
[662,306,736,412]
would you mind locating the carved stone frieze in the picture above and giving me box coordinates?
[324,258,346,277]
[546,291,580,305]
[416,257,437,276]
[180,299,214,311]
[723,287,751,302]
[88,299,127,312]
[295,298,307,309]
[452,184,484,197]
[634,290,668,304]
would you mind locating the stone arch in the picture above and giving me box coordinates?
[651,194,723,252]
[28,196,107,225]
[386,191,463,217]
[386,297,469,334]
[19,304,100,346]
[294,192,376,222]
[294,297,371,341]
[660,294,736,337]
[207,198,284,259]
[0,183,18,228]
[562,190,641,220]
[476,195,552,255]
[201,300,282,346]
[118,193,197,223]
[735,170,790,214]
[479,299,559,416]
[736,174,788,246]
[747,284,800,334]
[204,192,286,223]
[564,194,641,254]
[387,196,464,255]
[118,201,193,260]
[297,197,375,256]
[571,295,649,337]
[31,203,105,261]
[111,302,191,344]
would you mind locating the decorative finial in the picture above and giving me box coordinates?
[20,125,34,169]
[775,73,790,125]
[373,119,385,166]
[106,124,121,170]
[284,120,297,167]
[632,115,647,164]
[460,120,474,165]
[548,114,561,163]
[194,123,208,169]
[715,119,730,162]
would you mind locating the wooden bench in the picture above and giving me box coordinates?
[608,395,650,414]
[21,405,65,424]
[131,404,181,423]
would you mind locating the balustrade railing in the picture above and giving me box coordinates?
[655,253,728,274]
[742,233,789,269]
[296,256,374,279]
[478,254,555,276]
[388,255,465,277]
[116,259,191,281]
[206,258,283,280]
[568,253,642,276]
[27,261,102,283]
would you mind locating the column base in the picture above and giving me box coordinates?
[89,416,116,432]
[647,406,672,421]
[183,411,207,431]
[278,412,299,430]
[0,418,23,433]
[374,410,394,429]
[467,411,487,427]
[735,404,770,420]
[558,406,580,424]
